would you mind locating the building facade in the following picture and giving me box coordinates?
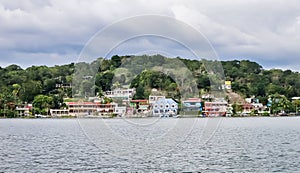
[105,88,135,104]
[182,98,202,113]
[66,101,117,116]
[204,101,228,117]
[50,109,69,117]
[152,98,178,117]
[129,100,149,113]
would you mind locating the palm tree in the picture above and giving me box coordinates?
[270,94,292,115]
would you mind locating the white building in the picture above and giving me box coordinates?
[105,88,136,103]
[114,106,126,116]
[152,98,178,117]
[50,109,70,117]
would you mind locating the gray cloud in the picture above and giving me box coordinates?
[0,0,299,71]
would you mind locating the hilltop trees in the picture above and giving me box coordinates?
[0,55,300,117]
[0,63,73,116]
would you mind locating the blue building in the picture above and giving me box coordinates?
[182,98,202,111]
[152,98,178,117]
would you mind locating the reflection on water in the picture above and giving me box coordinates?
[0,117,299,172]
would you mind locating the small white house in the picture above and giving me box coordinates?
[152,98,178,117]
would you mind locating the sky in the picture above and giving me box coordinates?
[0,0,300,71]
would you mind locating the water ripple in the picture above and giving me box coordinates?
[0,117,299,172]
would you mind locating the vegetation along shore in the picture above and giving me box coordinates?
[0,55,299,118]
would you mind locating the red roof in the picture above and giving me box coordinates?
[66,102,95,105]
[66,102,116,105]
[182,98,201,103]
[130,100,148,103]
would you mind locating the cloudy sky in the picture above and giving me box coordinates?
[0,0,300,71]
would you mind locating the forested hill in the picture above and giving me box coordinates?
[0,55,299,107]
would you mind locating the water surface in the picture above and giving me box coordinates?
[0,117,299,172]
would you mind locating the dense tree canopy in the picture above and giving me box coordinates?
[0,55,299,116]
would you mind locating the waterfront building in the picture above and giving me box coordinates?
[242,103,254,115]
[50,109,69,117]
[114,106,127,116]
[152,98,178,116]
[15,104,32,116]
[241,102,268,115]
[129,99,149,113]
[204,101,228,117]
[181,98,202,113]
[66,101,117,116]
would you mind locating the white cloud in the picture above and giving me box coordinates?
[0,0,299,71]
[171,5,261,47]
[170,1,300,71]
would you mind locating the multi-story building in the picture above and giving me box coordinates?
[129,99,149,113]
[66,101,117,116]
[152,98,178,117]
[204,101,228,117]
[50,101,127,117]
[105,88,136,104]
[182,98,202,113]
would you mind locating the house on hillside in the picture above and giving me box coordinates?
[221,81,232,90]
[105,88,136,104]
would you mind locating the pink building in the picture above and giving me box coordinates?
[204,101,228,117]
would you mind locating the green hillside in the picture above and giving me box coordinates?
[0,55,299,117]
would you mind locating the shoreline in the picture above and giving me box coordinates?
[1,114,299,119]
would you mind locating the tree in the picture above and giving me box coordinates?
[232,103,243,116]
[0,91,16,117]
[95,72,114,92]
[19,80,42,102]
[12,84,21,99]
[111,55,122,68]
[134,85,145,99]
[32,95,54,115]
[269,94,293,115]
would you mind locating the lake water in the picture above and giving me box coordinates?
[0,117,300,172]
